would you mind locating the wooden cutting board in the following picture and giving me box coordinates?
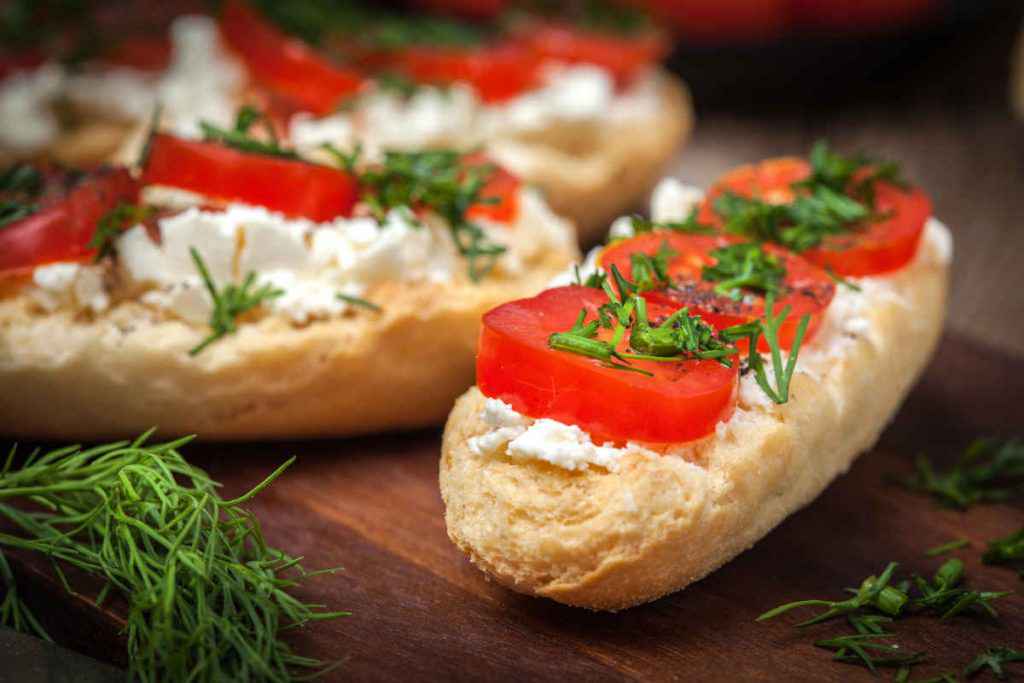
[7,331,1024,682]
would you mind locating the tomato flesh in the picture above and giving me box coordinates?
[477,285,738,445]
[465,159,521,224]
[521,24,667,87]
[599,231,833,350]
[219,0,363,115]
[698,157,932,276]
[392,42,542,103]
[141,134,359,221]
[0,167,139,274]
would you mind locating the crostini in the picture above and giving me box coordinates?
[440,143,951,610]
[0,111,577,440]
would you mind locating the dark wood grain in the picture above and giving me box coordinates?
[6,332,1024,683]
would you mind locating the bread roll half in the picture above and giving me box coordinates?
[440,220,951,610]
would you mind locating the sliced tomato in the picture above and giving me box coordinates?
[219,0,363,115]
[521,24,667,87]
[641,0,788,44]
[699,157,932,277]
[100,35,172,71]
[141,134,359,221]
[0,167,139,274]
[411,0,510,19]
[392,41,542,103]
[599,231,833,350]
[477,285,738,445]
[464,156,520,224]
[0,52,46,80]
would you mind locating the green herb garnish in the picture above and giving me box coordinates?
[189,247,283,356]
[912,558,1011,619]
[337,148,508,281]
[711,140,907,252]
[337,292,381,312]
[897,438,1024,509]
[825,265,862,292]
[628,208,715,236]
[964,647,1024,679]
[0,431,347,682]
[0,163,44,229]
[757,562,908,626]
[701,242,786,301]
[925,538,970,557]
[982,528,1024,579]
[200,106,300,160]
[629,241,675,292]
[87,203,155,261]
[814,633,926,676]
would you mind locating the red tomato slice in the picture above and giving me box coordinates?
[411,0,510,19]
[100,35,172,71]
[0,167,139,274]
[698,157,932,277]
[464,156,521,224]
[219,0,363,115]
[641,0,788,43]
[477,285,738,445]
[392,41,542,103]
[141,134,359,221]
[0,52,46,80]
[521,24,667,87]
[599,232,833,350]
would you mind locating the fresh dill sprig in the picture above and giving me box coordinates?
[711,140,907,252]
[795,140,907,210]
[336,292,381,312]
[897,438,1024,509]
[814,633,926,676]
[757,562,908,627]
[701,242,786,301]
[200,106,300,160]
[87,203,155,261]
[189,248,283,356]
[912,558,1011,619]
[0,431,348,682]
[549,272,807,404]
[926,539,970,557]
[825,265,862,292]
[982,528,1024,579]
[0,163,44,229]
[629,241,675,293]
[629,208,715,236]
[332,148,508,281]
[963,647,1024,679]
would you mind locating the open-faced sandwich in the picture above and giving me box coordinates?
[440,143,952,610]
[0,108,577,439]
[1,1,690,244]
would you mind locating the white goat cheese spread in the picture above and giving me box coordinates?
[470,188,953,471]
[289,65,660,159]
[27,185,571,323]
[65,15,244,137]
[29,263,109,314]
[0,63,64,154]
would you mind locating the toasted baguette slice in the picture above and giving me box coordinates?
[488,72,692,245]
[440,220,951,610]
[0,225,576,441]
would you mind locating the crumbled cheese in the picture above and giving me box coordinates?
[29,263,109,314]
[0,63,64,154]
[288,67,660,155]
[547,245,604,288]
[649,178,705,223]
[117,203,460,324]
